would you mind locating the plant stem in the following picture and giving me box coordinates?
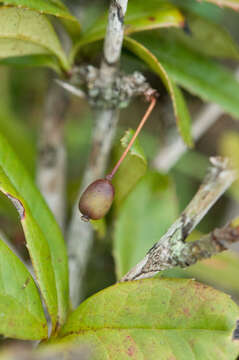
[107,97,156,180]
[37,76,69,230]
[67,0,129,307]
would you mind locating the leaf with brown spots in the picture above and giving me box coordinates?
[53,279,239,359]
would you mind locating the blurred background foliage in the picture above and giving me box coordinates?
[0,0,239,321]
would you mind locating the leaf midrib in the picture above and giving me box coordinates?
[62,327,232,336]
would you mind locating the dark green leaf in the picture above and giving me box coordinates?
[0,54,61,72]
[171,0,224,21]
[124,37,193,146]
[129,32,239,119]
[163,14,239,60]
[57,279,239,359]
[0,132,69,329]
[112,129,147,208]
[114,171,178,279]
[202,0,239,11]
[0,7,69,72]
[0,238,47,339]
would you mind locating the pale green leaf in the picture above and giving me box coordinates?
[114,171,178,279]
[0,132,69,329]
[124,37,193,146]
[129,32,239,119]
[90,218,106,239]
[56,279,239,359]
[0,7,69,71]
[112,129,147,208]
[219,131,239,200]
[186,251,239,295]
[0,238,47,339]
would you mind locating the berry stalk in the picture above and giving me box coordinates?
[106,96,156,181]
[79,96,157,221]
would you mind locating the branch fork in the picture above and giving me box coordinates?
[121,157,239,282]
[58,66,158,109]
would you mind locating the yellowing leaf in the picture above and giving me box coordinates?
[56,279,239,359]
[0,7,69,71]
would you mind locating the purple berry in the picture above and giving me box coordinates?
[79,179,115,220]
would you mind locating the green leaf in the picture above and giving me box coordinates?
[0,167,58,330]
[112,129,147,208]
[0,7,69,72]
[114,171,178,279]
[0,54,61,73]
[71,0,184,62]
[0,238,47,340]
[0,133,69,329]
[90,218,106,239]
[129,32,239,119]
[124,37,193,146]
[57,279,239,359]
[0,107,35,176]
[168,13,239,60]
[124,0,184,35]
[202,0,239,10]
[0,0,81,38]
[219,131,239,201]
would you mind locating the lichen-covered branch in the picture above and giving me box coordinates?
[67,0,129,307]
[37,78,69,229]
[121,157,238,281]
[177,221,239,267]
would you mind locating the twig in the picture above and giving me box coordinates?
[153,68,239,172]
[177,220,239,267]
[107,97,157,180]
[37,77,69,229]
[67,0,129,307]
[121,157,238,281]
